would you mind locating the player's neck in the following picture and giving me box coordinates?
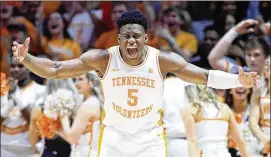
[232,98,247,114]
[120,46,147,66]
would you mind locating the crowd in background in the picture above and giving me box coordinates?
[0,1,270,157]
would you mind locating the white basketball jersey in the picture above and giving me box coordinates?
[100,46,164,134]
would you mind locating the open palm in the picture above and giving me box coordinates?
[12,37,30,62]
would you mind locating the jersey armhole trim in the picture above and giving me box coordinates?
[99,49,112,80]
[156,50,164,81]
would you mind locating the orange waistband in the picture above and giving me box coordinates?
[1,123,29,135]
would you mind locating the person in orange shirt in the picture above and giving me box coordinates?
[43,12,82,61]
[155,7,198,61]
[94,2,128,49]
[94,2,157,49]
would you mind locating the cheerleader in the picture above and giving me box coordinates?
[29,79,80,157]
[250,56,270,157]
[69,72,102,157]
[182,85,249,157]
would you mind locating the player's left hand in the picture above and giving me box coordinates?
[238,67,260,88]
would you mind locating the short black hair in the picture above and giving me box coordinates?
[117,9,148,32]
[203,25,218,34]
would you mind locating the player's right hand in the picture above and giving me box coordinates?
[12,37,30,62]
[235,19,259,34]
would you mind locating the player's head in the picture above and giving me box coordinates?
[117,9,148,61]
[244,37,270,74]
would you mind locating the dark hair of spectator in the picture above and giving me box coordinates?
[203,24,219,34]
[112,1,127,9]
[214,12,234,36]
[43,12,71,40]
[244,37,270,58]
[117,9,148,32]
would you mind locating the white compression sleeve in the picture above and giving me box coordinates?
[207,70,243,89]
[222,28,239,43]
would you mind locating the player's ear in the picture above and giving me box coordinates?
[117,34,121,44]
[144,34,148,43]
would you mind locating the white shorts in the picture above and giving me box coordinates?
[166,137,188,157]
[98,125,167,157]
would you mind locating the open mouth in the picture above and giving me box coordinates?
[51,24,58,29]
[127,47,138,58]
[236,88,246,95]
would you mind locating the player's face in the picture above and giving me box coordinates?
[231,87,250,100]
[245,48,266,73]
[74,74,92,95]
[118,24,147,61]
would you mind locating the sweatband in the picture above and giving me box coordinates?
[207,70,243,89]
[221,28,239,43]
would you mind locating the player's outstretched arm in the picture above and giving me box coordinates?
[159,51,260,89]
[208,19,258,71]
[12,37,109,79]
[56,98,101,144]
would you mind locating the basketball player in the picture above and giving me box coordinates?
[182,85,249,157]
[12,10,259,157]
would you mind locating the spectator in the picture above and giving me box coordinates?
[187,2,216,40]
[250,56,270,157]
[191,25,220,69]
[224,80,260,157]
[214,12,236,37]
[94,2,127,49]
[70,72,102,157]
[67,2,95,51]
[155,7,198,61]
[0,2,14,75]
[1,58,45,157]
[43,12,81,61]
[29,79,77,157]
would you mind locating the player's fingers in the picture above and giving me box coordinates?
[238,67,244,75]
[23,37,30,48]
[245,19,259,25]
[12,46,17,51]
[13,41,19,46]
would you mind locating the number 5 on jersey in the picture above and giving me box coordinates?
[128,89,138,106]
